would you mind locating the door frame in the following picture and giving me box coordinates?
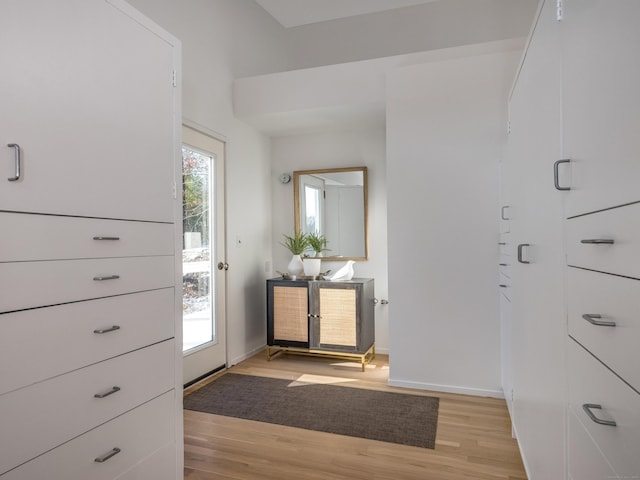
[180,123,227,385]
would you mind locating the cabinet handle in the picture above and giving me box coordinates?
[581,239,615,245]
[94,447,121,463]
[93,275,120,281]
[553,159,571,191]
[582,314,616,327]
[498,242,506,245]
[93,325,121,334]
[499,263,508,266]
[93,236,121,241]
[7,143,21,181]
[501,206,510,220]
[94,386,121,398]
[517,244,530,264]
[499,284,508,288]
[582,404,617,427]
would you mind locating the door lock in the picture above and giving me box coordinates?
[217,262,229,271]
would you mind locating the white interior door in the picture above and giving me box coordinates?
[181,126,226,385]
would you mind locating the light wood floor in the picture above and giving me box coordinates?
[183,351,527,480]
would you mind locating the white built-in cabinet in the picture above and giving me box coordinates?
[0,1,182,479]
[502,1,566,477]
[502,1,640,479]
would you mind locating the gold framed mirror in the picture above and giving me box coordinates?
[293,166,368,261]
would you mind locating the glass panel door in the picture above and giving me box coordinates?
[181,125,226,385]
[182,146,214,352]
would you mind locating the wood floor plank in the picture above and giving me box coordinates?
[183,351,527,479]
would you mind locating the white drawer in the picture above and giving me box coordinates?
[568,267,640,392]
[567,338,640,477]
[567,406,616,480]
[1,391,176,480]
[0,256,174,312]
[0,340,175,475]
[0,212,174,262]
[0,288,175,396]
[566,202,640,279]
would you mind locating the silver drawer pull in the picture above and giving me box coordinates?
[582,314,616,327]
[93,275,120,281]
[582,404,617,427]
[94,386,121,399]
[501,206,510,220]
[499,263,508,266]
[517,243,530,264]
[93,236,121,241]
[7,143,21,181]
[94,447,121,463]
[580,239,615,245]
[93,325,121,334]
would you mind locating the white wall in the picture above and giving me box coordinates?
[286,0,538,69]
[270,130,390,352]
[386,50,521,396]
[126,0,288,365]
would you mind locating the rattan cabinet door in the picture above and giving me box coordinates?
[267,280,310,348]
[309,279,374,353]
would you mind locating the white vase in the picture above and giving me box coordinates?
[303,258,322,277]
[287,254,304,275]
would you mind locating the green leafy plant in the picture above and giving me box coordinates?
[280,232,309,255]
[306,232,329,255]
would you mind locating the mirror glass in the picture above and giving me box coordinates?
[294,167,368,260]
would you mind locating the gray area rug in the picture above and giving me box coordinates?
[184,373,439,449]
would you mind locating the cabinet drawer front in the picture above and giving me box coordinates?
[0,289,174,396]
[1,391,175,480]
[566,202,640,279]
[567,407,616,480]
[567,339,640,476]
[0,256,174,313]
[0,212,173,262]
[568,268,640,392]
[0,340,174,475]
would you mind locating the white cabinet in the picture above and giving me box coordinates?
[562,0,640,217]
[0,1,181,479]
[0,1,176,222]
[502,1,566,478]
[503,1,640,478]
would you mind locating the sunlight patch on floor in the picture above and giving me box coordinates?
[288,373,357,387]
[330,361,378,370]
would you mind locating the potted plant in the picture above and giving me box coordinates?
[280,232,309,275]
[306,232,329,257]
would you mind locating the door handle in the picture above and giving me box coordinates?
[517,244,530,264]
[7,143,21,181]
[553,159,571,191]
[581,239,614,245]
[582,314,616,327]
[217,262,229,271]
[582,404,617,427]
[94,447,121,463]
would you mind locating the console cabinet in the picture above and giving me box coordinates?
[266,278,375,370]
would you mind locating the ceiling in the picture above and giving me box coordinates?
[254,0,440,28]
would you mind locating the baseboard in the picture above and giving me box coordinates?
[388,378,505,399]
[509,419,532,479]
[228,344,266,367]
